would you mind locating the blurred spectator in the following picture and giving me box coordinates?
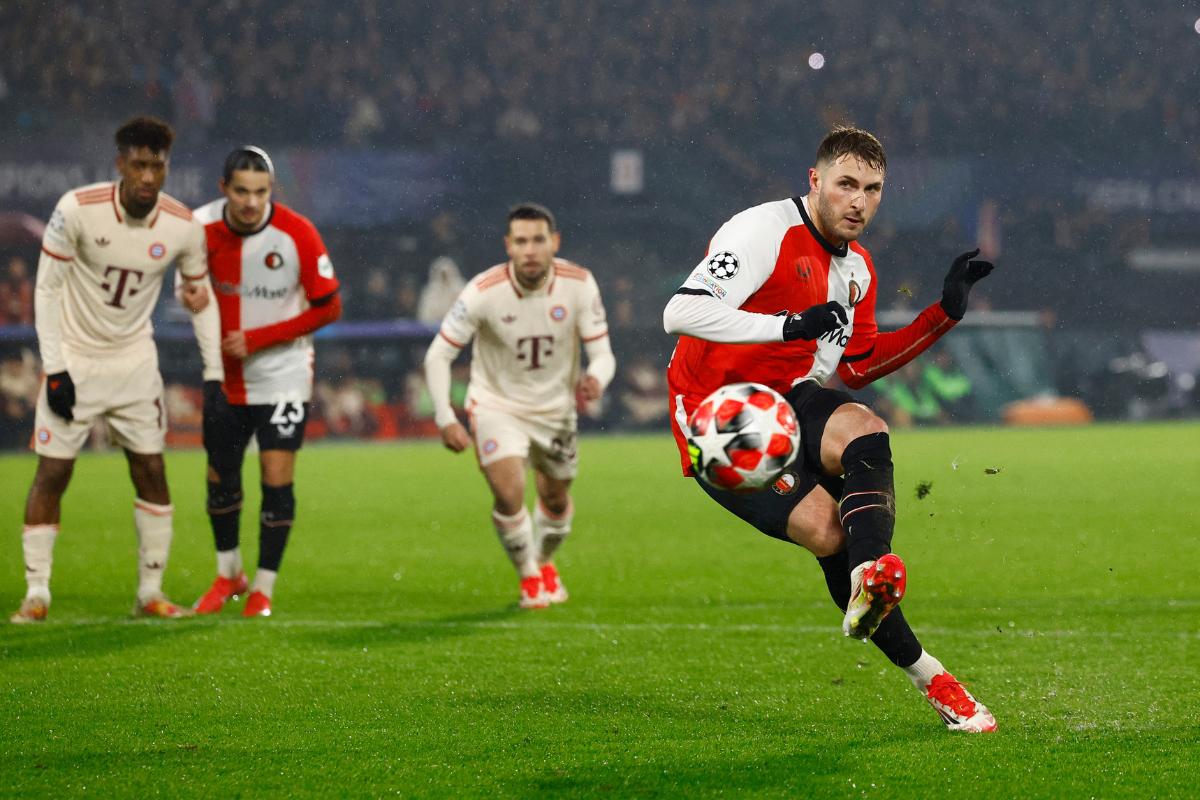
[416,256,465,324]
[0,347,38,447]
[0,255,33,325]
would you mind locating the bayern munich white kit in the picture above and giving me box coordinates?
[429,258,615,477]
[34,181,219,457]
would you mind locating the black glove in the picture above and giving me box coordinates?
[202,380,229,417]
[782,301,848,341]
[45,371,75,421]
[940,248,995,320]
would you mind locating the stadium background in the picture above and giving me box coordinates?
[1,0,1198,448]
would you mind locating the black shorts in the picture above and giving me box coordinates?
[205,400,309,474]
[694,381,855,543]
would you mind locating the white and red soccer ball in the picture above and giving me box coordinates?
[686,382,801,492]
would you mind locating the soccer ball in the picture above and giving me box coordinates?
[686,382,801,492]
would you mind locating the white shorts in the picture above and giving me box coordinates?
[468,406,578,480]
[33,347,166,458]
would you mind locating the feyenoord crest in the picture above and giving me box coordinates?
[706,251,740,280]
[264,251,285,270]
[848,279,862,306]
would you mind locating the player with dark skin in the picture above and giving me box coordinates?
[25,145,209,530]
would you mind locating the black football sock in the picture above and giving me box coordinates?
[259,483,295,572]
[816,549,921,668]
[838,432,896,568]
[206,478,243,552]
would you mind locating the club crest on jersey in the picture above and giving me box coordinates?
[848,280,863,307]
[482,438,499,455]
[148,242,166,259]
[264,251,285,270]
[550,305,568,322]
[772,470,799,496]
[706,251,740,280]
[36,428,51,445]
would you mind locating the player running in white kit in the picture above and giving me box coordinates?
[424,203,615,608]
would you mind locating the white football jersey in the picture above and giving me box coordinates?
[439,259,609,419]
[37,182,207,371]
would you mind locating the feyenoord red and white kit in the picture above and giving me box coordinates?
[34,182,212,457]
[194,200,340,406]
[667,196,957,474]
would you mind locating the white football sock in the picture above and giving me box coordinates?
[491,507,538,578]
[217,548,243,579]
[534,498,573,565]
[134,499,173,604]
[903,650,946,691]
[21,524,58,601]
[253,568,277,598]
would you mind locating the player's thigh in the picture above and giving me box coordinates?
[692,465,844,547]
[819,403,888,474]
[480,456,527,512]
[250,401,307,485]
[784,382,864,477]
[526,415,578,483]
[204,402,256,480]
[32,380,91,459]
[102,349,167,456]
[258,450,298,486]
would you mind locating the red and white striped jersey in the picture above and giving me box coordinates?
[438,258,609,419]
[194,200,339,405]
[666,196,955,474]
[36,182,206,371]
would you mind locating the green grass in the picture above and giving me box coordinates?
[1,423,1198,798]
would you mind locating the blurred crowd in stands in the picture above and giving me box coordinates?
[2,1,1194,163]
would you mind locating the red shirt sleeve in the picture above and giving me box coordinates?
[297,219,340,301]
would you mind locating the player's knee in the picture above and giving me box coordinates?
[261,483,295,525]
[207,476,243,516]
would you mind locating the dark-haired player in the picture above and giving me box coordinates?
[189,146,341,618]
[11,116,221,622]
[424,204,615,608]
[663,125,998,732]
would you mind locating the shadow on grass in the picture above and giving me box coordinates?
[0,617,208,661]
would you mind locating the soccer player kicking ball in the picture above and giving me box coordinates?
[189,147,342,618]
[12,116,222,622]
[424,204,616,609]
[663,125,998,732]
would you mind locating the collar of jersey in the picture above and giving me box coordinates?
[222,202,276,237]
[793,196,849,258]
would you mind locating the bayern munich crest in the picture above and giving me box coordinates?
[706,251,740,280]
[550,305,568,321]
[148,242,166,259]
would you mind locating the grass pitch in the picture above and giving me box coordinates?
[1,423,1197,798]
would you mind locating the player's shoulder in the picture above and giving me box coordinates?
[193,198,225,226]
[469,262,511,293]
[63,181,114,211]
[552,257,591,282]
[155,191,195,223]
[269,202,320,237]
[720,198,802,238]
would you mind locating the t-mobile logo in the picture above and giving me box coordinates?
[516,335,554,369]
[101,266,146,308]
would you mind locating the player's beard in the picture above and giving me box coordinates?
[122,187,158,219]
[514,260,551,290]
[815,195,861,246]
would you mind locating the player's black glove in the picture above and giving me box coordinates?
[45,371,75,422]
[202,380,229,418]
[782,301,848,341]
[940,248,995,321]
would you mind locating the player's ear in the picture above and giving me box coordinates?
[808,166,821,193]
[551,231,562,253]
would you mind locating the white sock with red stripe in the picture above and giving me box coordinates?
[491,508,538,578]
[134,499,173,604]
[534,498,573,564]
[903,650,946,692]
[21,524,58,601]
